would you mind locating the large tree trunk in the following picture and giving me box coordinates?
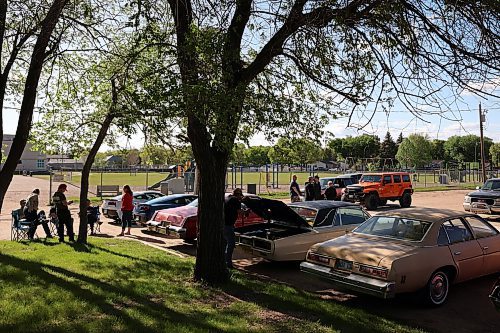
[193,151,229,284]
[0,0,68,213]
[77,112,114,243]
[77,80,117,243]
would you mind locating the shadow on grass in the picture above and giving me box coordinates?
[223,271,422,333]
[0,253,215,332]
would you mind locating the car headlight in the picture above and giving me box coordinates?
[495,199,500,205]
[464,196,471,203]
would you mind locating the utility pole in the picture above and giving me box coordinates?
[479,103,487,182]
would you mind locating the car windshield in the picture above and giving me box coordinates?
[360,175,382,183]
[354,216,432,241]
[482,180,500,191]
[187,199,199,207]
[289,207,317,227]
[320,178,333,187]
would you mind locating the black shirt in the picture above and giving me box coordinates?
[305,183,315,201]
[52,191,68,212]
[290,180,301,197]
[324,187,337,200]
[313,182,322,200]
[224,195,241,226]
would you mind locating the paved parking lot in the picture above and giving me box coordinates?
[1,176,499,332]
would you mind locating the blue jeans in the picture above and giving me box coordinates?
[223,225,235,267]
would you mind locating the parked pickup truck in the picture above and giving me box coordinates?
[463,178,500,214]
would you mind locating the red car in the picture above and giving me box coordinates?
[146,195,264,243]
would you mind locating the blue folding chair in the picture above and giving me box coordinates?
[11,209,32,241]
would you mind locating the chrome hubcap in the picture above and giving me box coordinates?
[431,274,447,302]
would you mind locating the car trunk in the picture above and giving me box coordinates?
[235,197,311,252]
[153,206,197,226]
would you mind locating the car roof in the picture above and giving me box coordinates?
[376,207,475,223]
[289,200,358,210]
[362,172,409,175]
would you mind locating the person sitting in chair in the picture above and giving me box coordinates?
[24,189,52,240]
[86,199,99,235]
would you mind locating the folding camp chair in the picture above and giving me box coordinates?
[88,207,102,235]
[11,209,32,241]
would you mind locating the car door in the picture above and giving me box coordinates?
[392,174,403,197]
[463,216,500,275]
[443,219,484,282]
[382,175,394,197]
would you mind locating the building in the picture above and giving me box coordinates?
[1,134,47,172]
[46,154,84,170]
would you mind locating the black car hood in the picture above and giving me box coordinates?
[242,197,309,228]
[468,190,500,198]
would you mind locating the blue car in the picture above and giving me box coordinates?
[133,194,198,223]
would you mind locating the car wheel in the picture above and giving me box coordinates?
[399,192,412,208]
[424,270,449,306]
[365,193,378,210]
[379,199,387,206]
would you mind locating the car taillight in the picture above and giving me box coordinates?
[359,265,388,279]
[184,216,197,228]
[307,252,330,265]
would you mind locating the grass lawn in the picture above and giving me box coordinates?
[0,238,424,333]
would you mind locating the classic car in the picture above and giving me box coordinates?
[133,194,197,222]
[463,178,500,214]
[300,207,500,305]
[490,277,500,311]
[146,194,263,243]
[101,190,164,221]
[235,199,370,261]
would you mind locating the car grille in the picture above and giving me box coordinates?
[471,197,495,205]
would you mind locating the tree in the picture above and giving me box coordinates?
[490,143,500,167]
[288,138,323,166]
[245,145,270,166]
[150,1,499,284]
[268,138,293,165]
[444,135,493,164]
[379,132,397,159]
[231,143,247,165]
[396,134,433,168]
[430,139,446,161]
[0,0,69,212]
[396,133,404,146]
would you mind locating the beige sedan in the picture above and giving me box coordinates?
[301,207,500,306]
[235,199,370,261]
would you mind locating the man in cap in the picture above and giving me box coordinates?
[224,188,244,269]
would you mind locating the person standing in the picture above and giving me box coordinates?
[313,175,323,200]
[224,188,244,269]
[118,185,134,236]
[304,176,315,201]
[290,174,302,202]
[52,184,74,242]
[324,181,337,200]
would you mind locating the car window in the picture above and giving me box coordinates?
[437,226,449,245]
[185,197,196,204]
[360,175,382,183]
[463,216,498,238]
[442,219,473,244]
[355,216,432,241]
[344,179,353,186]
[402,174,411,182]
[147,193,162,199]
[383,175,392,184]
[135,194,147,200]
[338,207,366,225]
[290,207,317,227]
[393,175,401,183]
[314,209,335,228]
[481,180,500,190]
[172,198,186,205]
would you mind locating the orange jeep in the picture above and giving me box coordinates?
[342,172,413,210]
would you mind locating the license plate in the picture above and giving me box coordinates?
[335,259,353,271]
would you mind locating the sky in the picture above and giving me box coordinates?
[3,91,500,149]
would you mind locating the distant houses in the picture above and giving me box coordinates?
[1,134,47,172]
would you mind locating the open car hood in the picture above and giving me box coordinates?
[242,196,309,228]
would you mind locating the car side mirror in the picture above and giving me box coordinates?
[476,186,480,190]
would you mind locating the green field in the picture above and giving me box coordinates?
[0,238,423,332]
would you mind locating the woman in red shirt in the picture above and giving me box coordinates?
[118,185,134,236]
